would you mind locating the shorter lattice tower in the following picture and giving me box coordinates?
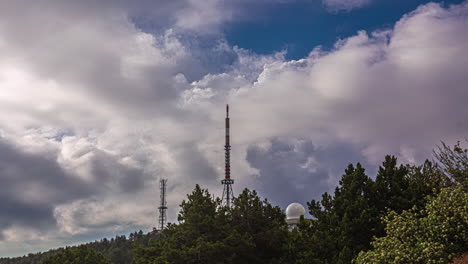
[158,179,168,230]
[221,104,234,207]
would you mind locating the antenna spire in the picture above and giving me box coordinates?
[221,104,234,207]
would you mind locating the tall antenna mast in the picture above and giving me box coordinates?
[221,104,234,207]
[158,179,168,230]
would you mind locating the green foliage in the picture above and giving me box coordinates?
[374,156,411,213]
[133,186,288,264]
[133,184,228,264]
[434,140,468,188]
[333,163,377,260]
[230,189,289,264]
[299,163,378,264]
[0,231,153,264]
[39,246,110,264]
[374,157,450,236]
[355,186,468,264]
[405,160,451,208]
[293,156,450,264]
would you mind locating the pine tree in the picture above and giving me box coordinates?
[230,189,288,264]
[133,185,230,264]
[374,156,410,214]
[39,246,110,264]
[297,163,377,264]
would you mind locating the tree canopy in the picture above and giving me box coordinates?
[133,186,288,264]
[39,246,110,264]
[289,155,453,264]
[355,185,468,264]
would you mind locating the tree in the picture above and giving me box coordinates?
[295,163,377,264]
[229,189,289,264]
[434,140,468,188]
[133,186,289,264]
[405,160,451,209]
[332,163,378,263]
[39,246,110,264]
[313,163,380,264]
[372,156,451,238]
[355,186,468,264]
[296,157,449,264]
[374,156,411,214]
[133,184,231,264]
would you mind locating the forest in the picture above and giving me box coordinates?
[0,141,466,264]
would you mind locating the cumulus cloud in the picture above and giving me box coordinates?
[0,0,468,257]
[0,138,92,238]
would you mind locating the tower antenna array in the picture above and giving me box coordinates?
[158,178,168,230]
[221,104,234,207]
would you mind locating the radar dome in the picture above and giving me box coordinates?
[286,202,305,224]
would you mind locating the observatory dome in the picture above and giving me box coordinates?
[286,203,305,224]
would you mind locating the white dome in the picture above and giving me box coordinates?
[286,202,306,221]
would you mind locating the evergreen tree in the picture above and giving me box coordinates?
[374,155,410,214]
[296,163,377,264]
[332,163,377,263]
[133,184,231,264]
[296,156,449,264]
[133,186,289,264]
[405,160,451,209]
[39,246,110,264]
[229,189,289,264]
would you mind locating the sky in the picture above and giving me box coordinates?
[0,0,467,257]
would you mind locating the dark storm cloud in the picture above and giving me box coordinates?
[0,136,148,239]
[89,151,146,193]
[0,194,55,231]
[179,146,218,183]
[0,139,94,235]
[247,138,372,208]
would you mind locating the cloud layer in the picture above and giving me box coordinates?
[0,0,467,257]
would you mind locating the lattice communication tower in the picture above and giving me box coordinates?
[158,179,168,230]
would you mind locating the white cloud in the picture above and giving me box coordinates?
[175,0,230,31]
[54,195,155,235]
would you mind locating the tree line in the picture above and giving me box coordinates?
[0,231,156,264]
[1,141,466,264]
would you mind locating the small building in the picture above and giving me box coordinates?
[285,202,306,230]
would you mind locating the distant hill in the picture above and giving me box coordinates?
[0,230,158,264]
